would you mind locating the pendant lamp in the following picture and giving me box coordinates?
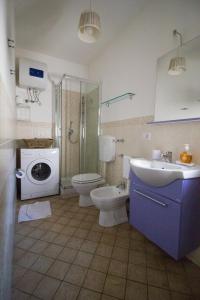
[168,30,186,76]
[78,0,101,43]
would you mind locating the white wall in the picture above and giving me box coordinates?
[89,0,200,123]
[16,48,88,138]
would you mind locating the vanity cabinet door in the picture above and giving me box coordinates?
[130,187,181,259]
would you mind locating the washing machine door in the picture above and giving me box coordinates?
[27,158,55,185]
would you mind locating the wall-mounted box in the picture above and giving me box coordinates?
[18,58,47,90]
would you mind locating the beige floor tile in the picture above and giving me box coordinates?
[12,289,31,300]
[67,237,84,250]
[17,237,36,250]
[31,255,54,274]
[77,288,101,300]
[96,244,113,258]
[84,215,97,223]
[13,248,26,263]
[54,282,80,300]
[12,265,27,286]
[90,255,110,273]
[17,252,39,268]
[87,208,99,216]
[148,286,171,300]
[83,269,106,292]
[47,260,70,280]
[108,259,127,278]
[51,223,64,233]
[117,229,130,238]
[33,275,60,300]
[14,234,24,245]
[43,244,63,258]
[188,277,200,297]
[147,268,169,289]
[56,216,70,225]
[58,247,78,263]
[128,264,147,283]
[165,257,185,274]
[101,295,119,300]
[103,227,118,235]
[130,229,145,241]
[87,231,102,242]
[53,233,70,246]
[64,264,87,286]
[171,292,194,300]
[17,226,34,236]
[74,228,89,239]
[74,213,85,220]
[74,251,93,267]
[68,219,82,227]
[103,275,126,299]
[16,270,43,294]
[112,247,129,262]
[40,231,58,243]
[28,228,46,239]
[130,239,146,252]
[31,240,49,254]
[53,208,63,216]
[184,260,200,278]
[91,224,105,233]
[115,237,130,249]
[47,215,59,223]
[125,280,147,300]
[146,241,165,256]
[80,240,98,254]
[79,221,93,230]
[129,250,146,266]
[101,234,116,246]
[147,253,165,271]
[61,226,77,236]
[27,219,43,228]
[39,222,53,231]
[167,272,191,294]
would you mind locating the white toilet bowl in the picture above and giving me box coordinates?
[71,173,105,207]
[90,186,128,227]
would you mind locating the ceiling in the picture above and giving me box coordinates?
[15,0,146,65]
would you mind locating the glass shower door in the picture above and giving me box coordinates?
[80,82,100,174]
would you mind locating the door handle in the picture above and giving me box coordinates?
[134,189,168,207]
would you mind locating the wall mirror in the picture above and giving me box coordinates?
[154,34,200,122]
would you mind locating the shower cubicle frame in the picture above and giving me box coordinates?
[52,73,102,189]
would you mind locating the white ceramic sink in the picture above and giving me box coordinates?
[130,158,200,187]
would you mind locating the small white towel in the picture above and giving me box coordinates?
[18,201,52,223]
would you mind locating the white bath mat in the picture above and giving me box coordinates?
[18,201,52,223]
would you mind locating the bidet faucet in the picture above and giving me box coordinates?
[116,181,126,190]
[161,151,172,163]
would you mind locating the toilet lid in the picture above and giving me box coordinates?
[72,173,103,183]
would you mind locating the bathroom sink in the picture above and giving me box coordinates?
[130,158,200,186]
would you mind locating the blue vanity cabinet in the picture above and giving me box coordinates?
[129,170,200,260]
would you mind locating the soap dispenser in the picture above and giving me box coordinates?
[180,144,192,164]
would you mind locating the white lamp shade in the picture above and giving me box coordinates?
[78,10,101,43]
[168,56,186,75]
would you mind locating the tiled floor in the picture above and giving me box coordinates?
[12,196,200,300]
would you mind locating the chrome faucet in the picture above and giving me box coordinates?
[161,151,172,163]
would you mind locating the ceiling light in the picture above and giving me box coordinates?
[168,30,186,76]
[78,1,101,43]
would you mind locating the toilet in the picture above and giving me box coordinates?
[71,173,105,207]
[90,155,131,227]
[72,135,116,207]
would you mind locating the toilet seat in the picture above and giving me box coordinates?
[72,173,103,184]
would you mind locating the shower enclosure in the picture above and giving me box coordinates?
[54,75,100,191]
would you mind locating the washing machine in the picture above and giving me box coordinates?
[18,148,59,200]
